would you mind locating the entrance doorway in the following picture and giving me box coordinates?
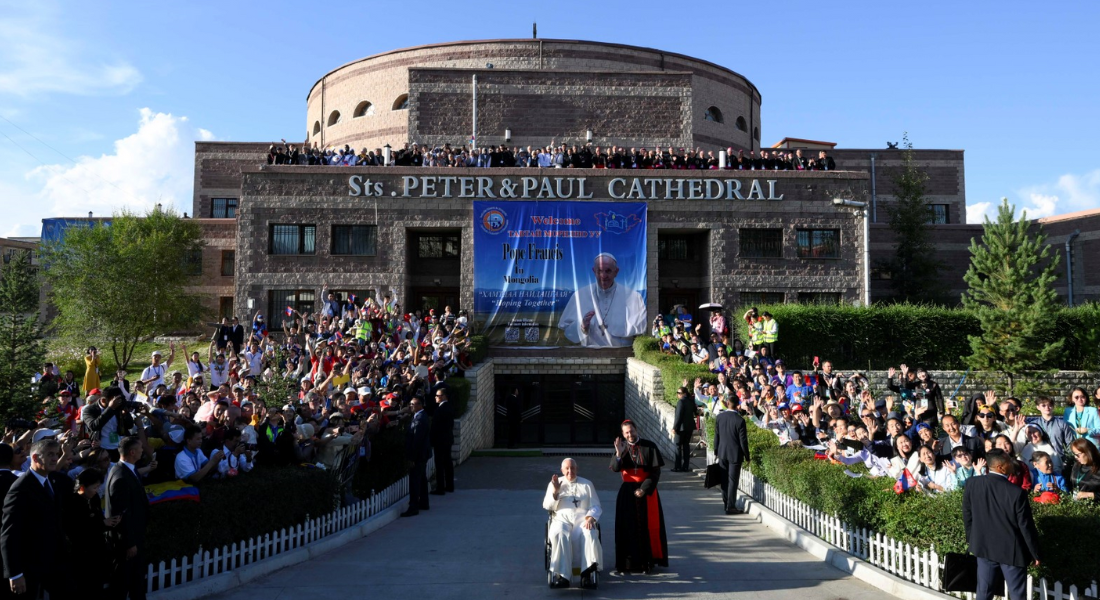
[494,374,624,447]
[411,287,459,314]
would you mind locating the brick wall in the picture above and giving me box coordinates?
[624,358,677,459]
[193,142,271,218]
[453,361,495,464]
[409,68,693,150]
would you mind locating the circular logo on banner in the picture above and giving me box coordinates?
[480,207,507,235]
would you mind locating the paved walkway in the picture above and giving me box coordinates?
[206,456,888,599]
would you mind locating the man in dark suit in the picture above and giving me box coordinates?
[936,414,984,461]
[713,398,750,515]
[401,398,432,517]
[106,436,151,600]
[671,387,697,472]
[1,439,67,599]
[816,150,836,171]
[228,317,246,353]
[429,388,455,495]
[963,450,1041,600]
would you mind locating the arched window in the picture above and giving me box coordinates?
[753,127,760,142]
[327,111,341,127]
[312,121,321,135]
[736,116,747,132]
[704,106,723,123]
[392,94,409,110]
[353,101,374,117]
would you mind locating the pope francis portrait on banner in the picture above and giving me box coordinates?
[558,253,646,348]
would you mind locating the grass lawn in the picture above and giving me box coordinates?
[46,337,207,380]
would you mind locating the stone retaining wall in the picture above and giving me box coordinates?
[854,369,1100,401]
[453,361,495,464]
[624,357,678,459]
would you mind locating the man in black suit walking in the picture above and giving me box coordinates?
[401,398,432,517]
[1,439,67,599]
[671,386,697,472]
[713,398,750,515]
[963,449,1041,600]
[430,389,455,495]
[106,436,151,600]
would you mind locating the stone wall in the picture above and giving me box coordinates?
[624,358,677,459]
[857,370,1100,403]
[192,142,269,218]
[453,361,495,464]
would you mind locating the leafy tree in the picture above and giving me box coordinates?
[963,198,1063,395]
[42,208,207,370]
[879,134,946,302]
[0,250,46,423]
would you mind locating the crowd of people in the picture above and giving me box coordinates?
[267,140,838,171]
[653,305,1100,503]
[1,289,472,598]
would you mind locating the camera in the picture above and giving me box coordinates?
[6,418,35,430]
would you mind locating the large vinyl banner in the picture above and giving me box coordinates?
[473,201,648,348]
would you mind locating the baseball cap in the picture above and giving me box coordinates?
[59,390,72,396]
[32,429,60,443]
[87,388,101,396]
[152,350,162,357]
[915,422,932,432]
[874,399,887,410]
[167,425,185,444]
[777,403,790,411]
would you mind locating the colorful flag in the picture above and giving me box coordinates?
[145,480,200,505]
[893,469,918,494]
[285,306,294,316]
[349,294,357,303]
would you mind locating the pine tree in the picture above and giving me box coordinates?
[963,198,1063,395]
[0,250,46,423]
[880,134,946,302]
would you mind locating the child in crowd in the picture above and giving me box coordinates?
[946,447,985,489]
[1030,451,1066,494]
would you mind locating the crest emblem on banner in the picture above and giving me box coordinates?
[480,207,507,234]
[594,211,641,234]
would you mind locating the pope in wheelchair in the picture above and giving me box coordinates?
[542,458,602,589]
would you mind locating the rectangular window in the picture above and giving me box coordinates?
[798,292,842,305]
[658,235,698,261]
[739,229,783,258]
[740,292,785,306]
[929,204,949,225]
[269,224,316,255]
[269,289,315,319]
[417,233,461,259]
[796,229,840,259]
[331,225,378,256]
[184,248,203,276]
[218,297,234,319]
[211,198,238,218]
[220,250,235,276]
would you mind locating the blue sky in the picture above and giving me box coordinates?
[2,1,1099,236]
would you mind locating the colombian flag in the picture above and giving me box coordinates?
[145,480,200,505]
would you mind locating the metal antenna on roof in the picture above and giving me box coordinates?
[533,22,537,39]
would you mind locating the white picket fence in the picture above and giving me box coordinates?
[732,464,1098,600]
[146,457,433,594]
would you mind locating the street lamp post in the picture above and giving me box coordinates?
[833,198,870,307]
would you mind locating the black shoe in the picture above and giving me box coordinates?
[550,575,570,589]
[445,487,454,492]
[400,509,419,518]
[725,508,742,515]
[581,563,598,577]
[430,491,446,496]
[419,503,430,511]
[580,574,596,589]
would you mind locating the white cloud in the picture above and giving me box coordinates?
[966,202,992,224]
[0,4,141,97]
[967,169,1100,223]
[27,108,215,219]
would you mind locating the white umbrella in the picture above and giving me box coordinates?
[699,303,723,311]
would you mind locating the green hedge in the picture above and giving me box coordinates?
[732,303,1100,370]
[742,420,1098,585]
[145,465,337,565]
[632,348,1100,585]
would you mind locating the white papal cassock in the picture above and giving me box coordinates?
[542,476,603,577]
[557,282,647,348]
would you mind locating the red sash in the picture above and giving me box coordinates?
[621,468,664,559]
